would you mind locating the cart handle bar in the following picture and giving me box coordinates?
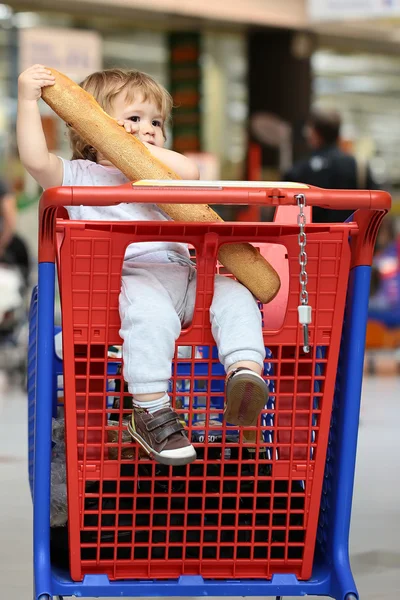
[39,182,391,214]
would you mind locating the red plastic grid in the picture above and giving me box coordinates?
[56,218,351,582]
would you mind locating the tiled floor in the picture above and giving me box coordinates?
[0,375,399,600]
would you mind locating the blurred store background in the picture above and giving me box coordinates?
[2,0,398,377]
[0,2,399,600]
[0,2,398,374]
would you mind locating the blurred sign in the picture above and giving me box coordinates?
[19,28,102,81]
[308,0,400,21]
[250,112,292,174]
[169,32,201,154]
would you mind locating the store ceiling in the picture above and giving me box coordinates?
[5,0,307,30]
[6,0,400,51]
[313,17,400,45]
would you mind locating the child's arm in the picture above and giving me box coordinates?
[17,65,63,189]
[141,144,200,180]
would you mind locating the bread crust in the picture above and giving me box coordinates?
[42,69,280,302]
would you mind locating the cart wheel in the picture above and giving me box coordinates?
[276,597,283,600]
[37,595,52,600]
[345,595,358,600]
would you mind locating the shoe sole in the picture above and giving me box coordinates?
[127,422,197,466]
[225,373,269,427]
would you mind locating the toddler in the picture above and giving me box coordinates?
[17,64,268,466]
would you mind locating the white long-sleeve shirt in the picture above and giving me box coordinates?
[61,157,189,263]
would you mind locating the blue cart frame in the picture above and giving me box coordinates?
[28,184,387,600]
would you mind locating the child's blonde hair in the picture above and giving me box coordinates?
[69,68,173,161]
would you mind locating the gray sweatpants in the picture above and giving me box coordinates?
[119,253,266,395]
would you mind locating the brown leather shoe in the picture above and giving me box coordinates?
[127,406,197,466]
[225,367,269,426]
[243,428,267,455]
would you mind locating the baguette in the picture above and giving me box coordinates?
[41,69,280,303]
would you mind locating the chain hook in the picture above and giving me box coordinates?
[296,193,311,352]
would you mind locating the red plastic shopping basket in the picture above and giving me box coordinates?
[41,182,389,582]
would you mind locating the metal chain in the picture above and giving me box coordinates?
[296,193,308,306]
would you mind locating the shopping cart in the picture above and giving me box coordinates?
[28,181,390,600]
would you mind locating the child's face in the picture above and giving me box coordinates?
[111,91,165,148]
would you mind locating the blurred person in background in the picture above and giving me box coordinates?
[0,183,30,286]
[0,182,17,259]
[283,108,378,223]
[0,181,28,346]
[369,214,400,307]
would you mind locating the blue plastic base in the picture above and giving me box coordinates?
[48,556,357,599]
[50,563,332,598]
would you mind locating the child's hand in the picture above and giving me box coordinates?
[117,119,140,139]
[18,64,55,102]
